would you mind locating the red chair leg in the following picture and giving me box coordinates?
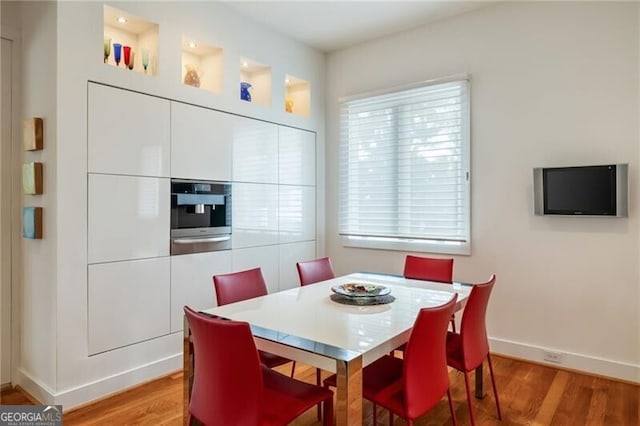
[322,398,334,426]
[463,370,476,426]
[290,361,296,377]
[389,411,394,426]
[450,315,456,333]
[373,403,377,425]
[447,388,457,426]
[316,368,322,420]
[487,354,502,420]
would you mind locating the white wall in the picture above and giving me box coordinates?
[11,0,326,408]
[326,1,639,381]
[637,2,640,384]
[14,1,58,400]
[1,0,23,389]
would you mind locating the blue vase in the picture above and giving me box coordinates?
[113,43,122,66]
[240,82,252,102]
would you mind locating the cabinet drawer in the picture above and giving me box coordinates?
[171,102,233,181]
[170,250,232,333]
[88,174,170,264]
[88,257,170,355]
[88,83,170,177]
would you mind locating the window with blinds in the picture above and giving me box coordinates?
[338,78,470,254]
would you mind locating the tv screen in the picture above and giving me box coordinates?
[533,164,628,217]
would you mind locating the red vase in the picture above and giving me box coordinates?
[123,46,131,68]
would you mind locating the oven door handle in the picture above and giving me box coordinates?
[172,236,231,244]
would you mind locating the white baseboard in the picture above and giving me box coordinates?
[16,353,182,410]
[490,337,639,384]
[15,368,56,404]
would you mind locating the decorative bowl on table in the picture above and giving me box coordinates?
[330,283,394,305]
[331,283,391,297]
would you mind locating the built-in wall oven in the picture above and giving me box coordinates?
[170,179,232,255]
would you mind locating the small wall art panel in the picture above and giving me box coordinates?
[23,118,43,151]
[22,162,43,195]
[23,207,43,239]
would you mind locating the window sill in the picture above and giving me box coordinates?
[341,235,471,256]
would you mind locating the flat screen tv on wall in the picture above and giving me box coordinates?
[533,164,628,217]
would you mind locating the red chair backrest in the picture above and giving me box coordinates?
[184,306,263,425]
[213,267,268,306]
[403,294,458,419]
[403,255,453,283]
[460,274,496,370]
[296,257,335,286]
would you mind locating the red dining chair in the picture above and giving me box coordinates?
[296,257,336,419]
[403,255,457,333]
[446,274,501,426]
[213,267,296,377]
[323,295,459,426]
[403,255,454,283]
[296,257,336,286]
[184,306,334,426]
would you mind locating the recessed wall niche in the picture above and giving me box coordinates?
[285,74,311,118]
[181,36,223,93]
[103,5,159,76]
[239,57,272,107]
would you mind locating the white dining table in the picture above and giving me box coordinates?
[183,272,474,425]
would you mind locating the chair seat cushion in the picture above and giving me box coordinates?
[261,366,332,425]
[259,350,292,369]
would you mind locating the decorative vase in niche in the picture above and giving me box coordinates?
[183,64,201,88]
[103,36,111,63]
[240,82,252,102]
[285,96,294,113]
[113,43,122,66]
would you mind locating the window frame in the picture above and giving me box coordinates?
[338,75,471,255]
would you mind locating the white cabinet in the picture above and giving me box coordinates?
[232,182,279,249]
[171,102,233,181]
[278,241,317,291]
[279,185,316,244]
[88,174,170,264]
[88,83,170,177]
[88,257,170,355]
[170,250,232,332]
[232,246,280,294]
[233,117,278,184]
[278,126,315,186]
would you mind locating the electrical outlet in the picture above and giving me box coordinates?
[543,350,563,364]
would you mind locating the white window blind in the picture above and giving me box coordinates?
[338,79,470,254]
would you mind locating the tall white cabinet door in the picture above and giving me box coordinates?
[171,102,233,181]
[88,174,170,264]
[278,241,316,291]
[232,182,279,248]
[88,257,170,355]
[233,117,278,184]
[232,246,279,294]
[278,126,316,186]
[279,185,316,244]
[170,250,232,332]
[88,83,170,177]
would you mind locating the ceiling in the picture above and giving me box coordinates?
[224,1,495,53]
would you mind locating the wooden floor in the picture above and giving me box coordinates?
[1,355,638,425]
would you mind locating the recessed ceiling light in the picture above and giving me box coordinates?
[242,61,248,68]
[285,78,290,84]
[116,16,127,24]
[188,41,197,49]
